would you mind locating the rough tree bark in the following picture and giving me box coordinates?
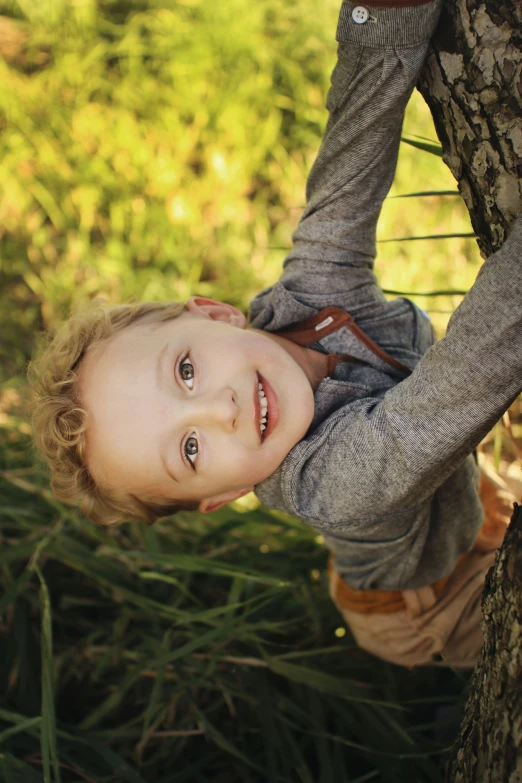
[417,2,522,779]
[419,0,522,258]
[444,505,522,781]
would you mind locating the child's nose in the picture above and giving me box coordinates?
[187,388,238,430]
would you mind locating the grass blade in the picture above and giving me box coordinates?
[379,233,476,242]
[0,569,33,615]
[389,190,459,198]
[0,752,45,783]
[84,739,149,783]
[382,288,469,297]
[401,136,443,156]
[34,564,60,783]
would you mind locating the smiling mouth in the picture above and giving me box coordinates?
[258,373,278,441]
[255,373,268,441]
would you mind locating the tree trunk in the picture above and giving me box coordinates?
[443,504,522,781]
[418,0,522,258]
[417,2,522,779]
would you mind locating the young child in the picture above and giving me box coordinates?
[28,0,521,669]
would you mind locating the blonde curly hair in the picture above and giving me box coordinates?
[26,298,201,527]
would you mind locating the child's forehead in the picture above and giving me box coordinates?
[146,309,202,333]
[146,310,193,331]
[85,310,219,373]
[122,310,195,342]
[94,310,246,371]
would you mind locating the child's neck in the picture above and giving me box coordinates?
[254,329,327,392]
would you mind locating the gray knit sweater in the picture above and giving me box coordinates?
[248,0,522,591]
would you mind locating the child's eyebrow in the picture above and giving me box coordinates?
[156,341,170,393]
[156,340,181,484]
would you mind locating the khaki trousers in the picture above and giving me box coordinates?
[327,469,516,669]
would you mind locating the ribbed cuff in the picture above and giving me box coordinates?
[337,0,442,48]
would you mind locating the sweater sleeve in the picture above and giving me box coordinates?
[289,214,522,528]
[279,0,443,300]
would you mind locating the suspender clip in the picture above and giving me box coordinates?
[315,316,334,331]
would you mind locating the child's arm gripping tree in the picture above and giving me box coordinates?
[250,0,522,590]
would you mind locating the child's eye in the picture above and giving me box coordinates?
[180,357,194,389]
[178,355,197,469]
[184,434,198,468]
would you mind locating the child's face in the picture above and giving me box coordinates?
[79,296,318,514]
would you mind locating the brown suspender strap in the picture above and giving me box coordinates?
[277,306,412,377]
[275,307,356,345]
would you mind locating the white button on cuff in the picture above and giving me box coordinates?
[352,5,369,24]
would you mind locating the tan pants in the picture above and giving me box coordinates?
[327,469,516,669]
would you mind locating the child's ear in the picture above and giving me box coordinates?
[198,487,254,514]
[185,296,246,329]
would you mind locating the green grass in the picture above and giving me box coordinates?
[0,0,519,780]
[0,457,469,782]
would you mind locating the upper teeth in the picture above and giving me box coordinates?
[258,382,268,432]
